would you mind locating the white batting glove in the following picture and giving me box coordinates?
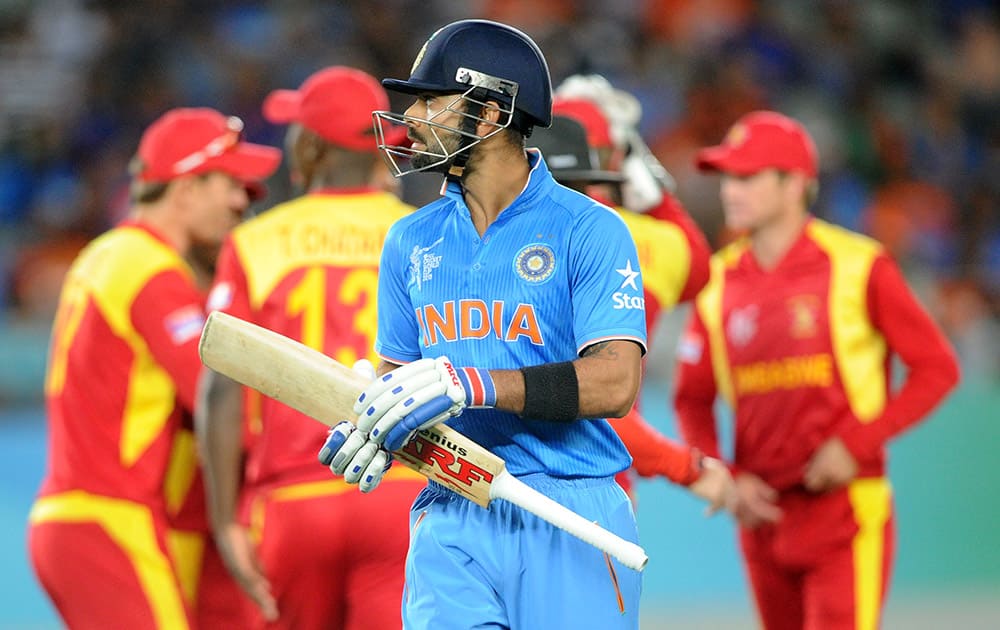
[352,357,465,451]
[318,421,393,493]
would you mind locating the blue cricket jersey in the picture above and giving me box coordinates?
[375,150,647,478]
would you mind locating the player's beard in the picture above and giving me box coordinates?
[410,118,475,174]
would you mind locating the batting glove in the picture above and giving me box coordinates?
[318,421,393,493]
[354,356,496,451]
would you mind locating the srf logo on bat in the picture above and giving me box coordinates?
[399,434,494,487]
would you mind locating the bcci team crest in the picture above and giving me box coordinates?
[514,243,556,284]
[411,26,444,74]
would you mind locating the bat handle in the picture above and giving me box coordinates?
[489,470,649,572]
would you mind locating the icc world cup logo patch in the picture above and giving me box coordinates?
[514,243,556,284]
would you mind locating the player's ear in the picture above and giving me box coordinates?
[477,100,503,135]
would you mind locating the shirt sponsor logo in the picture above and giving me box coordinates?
[165,304,205,345]
[616,260,641,290]
[206,282,233,312]
[409,237,444,291]
[733,353,834,396]
[726,304,758,347]
[612,259,645,311]
[514,243,556,284]
[416,299,543,347]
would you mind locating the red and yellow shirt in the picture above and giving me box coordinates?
[39,221,205,509]
[674,218,960,491]
[210,189,412,490]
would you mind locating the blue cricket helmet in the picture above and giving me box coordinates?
[382,19,553,131]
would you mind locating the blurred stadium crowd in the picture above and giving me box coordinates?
[0,0,998,400]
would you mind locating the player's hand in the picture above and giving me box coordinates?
[354,356,470,451]
[318,421,393,493]
[730,473,783,529]
[803,437,859,493]
[215,522,278,621]
[688,457,736,517]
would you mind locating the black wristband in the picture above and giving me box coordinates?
[520,361,579,422]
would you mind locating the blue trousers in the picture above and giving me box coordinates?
[402,474,642,629]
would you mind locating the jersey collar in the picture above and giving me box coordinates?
[442,148,557,221]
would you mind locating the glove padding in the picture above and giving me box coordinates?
[318,421,392,493]
[354,356,466,451]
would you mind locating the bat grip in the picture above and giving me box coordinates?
[489,471,648,572]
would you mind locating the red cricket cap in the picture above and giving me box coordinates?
[552,97,614,149]
[135,108,281,194]
[263,66,406,152]
[696,110,818,178]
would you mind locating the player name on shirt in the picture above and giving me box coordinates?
[277,222,386,263]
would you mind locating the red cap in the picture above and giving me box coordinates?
[135,108,281,190]
[263,66,406,152]
[695,110,818,178]
[552,97,614,149]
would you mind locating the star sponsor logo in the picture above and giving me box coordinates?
[612,259,644,311]
[514,243,556,284]
[408,237,444,291]
[616,259,640,290]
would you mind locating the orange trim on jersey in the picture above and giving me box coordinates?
[577,335,647,357]
[807,221,888,421]
[603,551,626,614]
[848,477,892,630]
[29,491,190,629]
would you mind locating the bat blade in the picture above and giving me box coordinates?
[198,310,500,507]
[198,311,648,571]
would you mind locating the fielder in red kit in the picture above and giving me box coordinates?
[674,111,961,630]
[195,67,423,630]
[531,109,733,509]
[28,108,280,629]
[548,80,730,507]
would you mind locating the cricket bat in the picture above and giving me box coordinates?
[199,311,648,572]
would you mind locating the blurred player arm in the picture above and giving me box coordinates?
[195,368,278,620]
[608,407,700,484]
[835,255,961,462]
[609,407,734,514]
[673,311,725,463]
[193,240,278,620]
